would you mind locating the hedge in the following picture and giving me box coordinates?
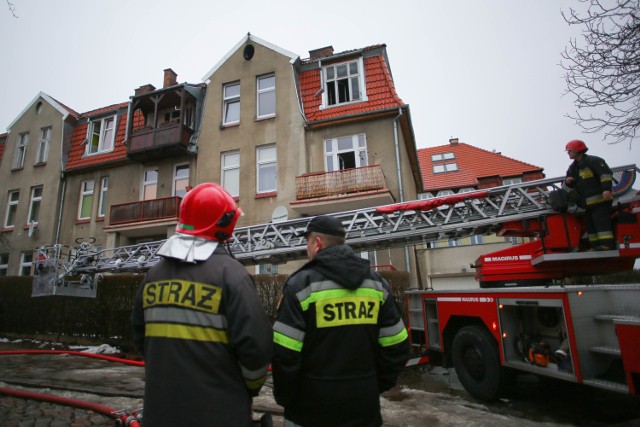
[0,270,409,352]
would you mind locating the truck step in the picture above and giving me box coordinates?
[589,346,621,357]
[582,378,629,394]
[593,314,640,322]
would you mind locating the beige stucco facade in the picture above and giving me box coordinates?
[197,39,306,227]
[0,94,73,275]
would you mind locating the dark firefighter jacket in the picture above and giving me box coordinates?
[131,245,273,427]
[272,244,410,427]
[564,154,613,207]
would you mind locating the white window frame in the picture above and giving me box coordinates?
[418,192,434,200]
[436,190,454,197]
[221,151,240,197]
[448,238,461,247]
[431,152,455,161]
[256,263,278,275]
[0,253,8,276]
[20,251,33,276]
[503,177,523,186]
[98,177,109,218]
[142,169,158,200]
[223,82,240,125]
[36,127,51,164]
[256,144,277,194]
[173,164,190,198]
[257,74,276,119]
[85,115,116,156]
[78,180,94,220]
[470,235,484,245]
[324,134,368,171]
[28,186,43,225]
[323,58,367,108]
[4,190,19,228]
[13,133,28,169]
[433,162,458,174]
[458,187,476,193]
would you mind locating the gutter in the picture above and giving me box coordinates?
[392,107,411,273]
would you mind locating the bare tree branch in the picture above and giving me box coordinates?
[6,0,18,18]
[561,0,640,146]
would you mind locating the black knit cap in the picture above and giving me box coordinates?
[303,215,346,238]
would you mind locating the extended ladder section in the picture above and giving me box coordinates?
[33,165,638,296]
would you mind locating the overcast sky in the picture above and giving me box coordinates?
[1,0,638,179]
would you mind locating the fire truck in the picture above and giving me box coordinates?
[33,164,640,401]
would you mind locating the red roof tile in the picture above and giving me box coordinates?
[0,132,7,164]
[418,142,544,192]
[50,96,80,119]
[300,50,404,123]
[65,102,130,171]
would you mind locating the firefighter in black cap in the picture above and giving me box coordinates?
[272,215,409,427]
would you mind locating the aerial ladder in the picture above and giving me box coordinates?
[32,164,640,297]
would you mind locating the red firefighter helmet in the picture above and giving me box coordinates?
[176,183,241,242]
[565,139,588,153]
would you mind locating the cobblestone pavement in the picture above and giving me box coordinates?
[2,340,640,426]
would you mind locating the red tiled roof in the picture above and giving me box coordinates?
[417,142,544,192]
[50,96,80,119]
[300,51,404,123]
[0,132,7,164]
[65,102,130,171]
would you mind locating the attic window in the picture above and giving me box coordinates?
[35,102,43,115]
[323,58,366,107]
[502,177,523,186]
[433,163,458,174]
[431,152,455,161]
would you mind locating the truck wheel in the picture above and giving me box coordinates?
[452,325,506,401]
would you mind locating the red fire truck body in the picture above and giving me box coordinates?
[406,201,640,401]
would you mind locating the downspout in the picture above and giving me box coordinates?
[55,115,68,245]
[55,171,65,244]
[393,107,411,273]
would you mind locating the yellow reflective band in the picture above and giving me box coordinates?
[244,376,267,391]
[143,280,222,314]
[379,328,408,347]
[579,169,594,179]
[146,323,228,343]
[300,287,384,311]
[317,296,380,328]
[274,331,303,352]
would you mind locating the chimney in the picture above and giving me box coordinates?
[309,46,334,60]
[449,138,459,146]
[135,84,156,95]
[163,68,178,88]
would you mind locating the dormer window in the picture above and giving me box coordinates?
[324,59,366,107]
[86,115,116,155]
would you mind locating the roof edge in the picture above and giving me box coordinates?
[202,33,299,82]
[7,91,73,130]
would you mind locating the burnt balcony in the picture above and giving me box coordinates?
[291,165,394,216]
[127,123,193,162]
[126,84,204,162]
[109,196,181,226]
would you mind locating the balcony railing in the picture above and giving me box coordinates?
[296,165,387,200]
[109,196,181,226]
[127,123,193,161]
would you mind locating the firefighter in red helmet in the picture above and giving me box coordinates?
[563,140,615,250]
[131,183,273,426]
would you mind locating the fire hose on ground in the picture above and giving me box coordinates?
[0,349,143,426]
[0,349,276,426]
